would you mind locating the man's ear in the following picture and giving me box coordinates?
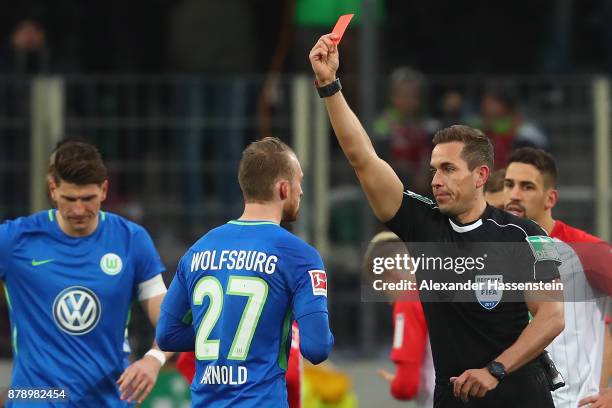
[48,177,58,202]
[475,165,491,189]
[100,180,109,202]
[545,188,558,211]
[279,180,289,201]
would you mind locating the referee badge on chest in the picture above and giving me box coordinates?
[475,275,503,310]
[100,253,123,275]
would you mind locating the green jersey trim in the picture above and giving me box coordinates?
[228,220,278,226]
[277,309,292,370]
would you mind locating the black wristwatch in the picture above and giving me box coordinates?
[315,78,342,98]
[486,361,507,381]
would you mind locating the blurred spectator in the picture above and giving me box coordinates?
[1,1,167,74]
[1,8,52,73]
[484,168,506,209]
[471,84,548,169]
[167,0,256,73]
[373,67,439,194]
[437,90,471,129]
[168,0,257,230]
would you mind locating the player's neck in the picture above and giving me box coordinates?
[56,211,100,237]
[239,203,282,224]
[455,198,488,224]
[535,212,556,235]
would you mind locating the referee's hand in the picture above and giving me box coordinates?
[579,387,612,407]
[450,368,498,402]
[309,34,340,87]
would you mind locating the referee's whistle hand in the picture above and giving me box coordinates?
[450,368,498,402]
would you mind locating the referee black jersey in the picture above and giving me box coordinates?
[386,189,561,381]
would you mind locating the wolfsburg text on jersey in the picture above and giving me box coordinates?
[190,250,278,274]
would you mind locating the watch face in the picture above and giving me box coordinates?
[488,362,506,379]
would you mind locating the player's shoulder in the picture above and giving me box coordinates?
[484,206,548,239]
[390,189,443,223]
[551,220,602,243]
[101,211,150,237]
[275,229,321,259]
[0,210,53,237]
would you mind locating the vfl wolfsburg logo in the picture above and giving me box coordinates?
[100,253,123,275]
[53,286,101,335]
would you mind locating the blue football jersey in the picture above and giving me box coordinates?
[161,220,329,407]
[0,210,165,407]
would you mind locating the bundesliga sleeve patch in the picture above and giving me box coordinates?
[526,235,562,263]
[308,270,327,297]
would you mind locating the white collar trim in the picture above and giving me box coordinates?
[449,218,483,233]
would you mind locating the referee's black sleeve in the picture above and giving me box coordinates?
[519,221,562,283]
[385,190,441,242]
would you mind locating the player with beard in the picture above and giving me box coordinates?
[504,147,612,408]
[310,34,564,407]
[156,137,334,407]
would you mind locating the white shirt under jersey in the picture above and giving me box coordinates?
[546,238,609,408]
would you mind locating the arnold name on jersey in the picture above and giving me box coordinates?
[200,365,248,385]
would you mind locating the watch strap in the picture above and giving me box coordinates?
[315,78,342,98]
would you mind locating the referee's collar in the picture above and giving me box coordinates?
[448,205,493,233]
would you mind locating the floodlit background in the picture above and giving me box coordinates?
[1,1,611,406]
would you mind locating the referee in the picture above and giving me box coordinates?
[309,34,564,407]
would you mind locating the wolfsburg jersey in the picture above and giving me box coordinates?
[0,210,165,407]
[547,221,608,408]
[161,220,328,408]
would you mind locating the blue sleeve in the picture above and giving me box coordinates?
[156,256,194,350]
[297,312,334,364]
[156,312,196,352]
[0,222,13,281]
[285,242,333,363]
[288,244,329,320]
[133,226,166,284]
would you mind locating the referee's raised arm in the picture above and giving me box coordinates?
[309,34,403,222]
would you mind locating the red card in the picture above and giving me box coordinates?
[331,14,354,44]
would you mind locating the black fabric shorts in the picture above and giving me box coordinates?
[433,360,554,408]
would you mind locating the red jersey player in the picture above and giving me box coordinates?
[365,231,435,407]
[504,148,611,408]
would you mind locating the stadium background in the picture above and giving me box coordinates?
[0,1,610,406]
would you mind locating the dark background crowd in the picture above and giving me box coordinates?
[1,0,612,75]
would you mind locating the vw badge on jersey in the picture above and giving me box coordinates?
[53,286,101,335]
[475,275,503,310]
[100,253,123,275]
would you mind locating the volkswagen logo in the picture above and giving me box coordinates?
[53,286,101,335]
